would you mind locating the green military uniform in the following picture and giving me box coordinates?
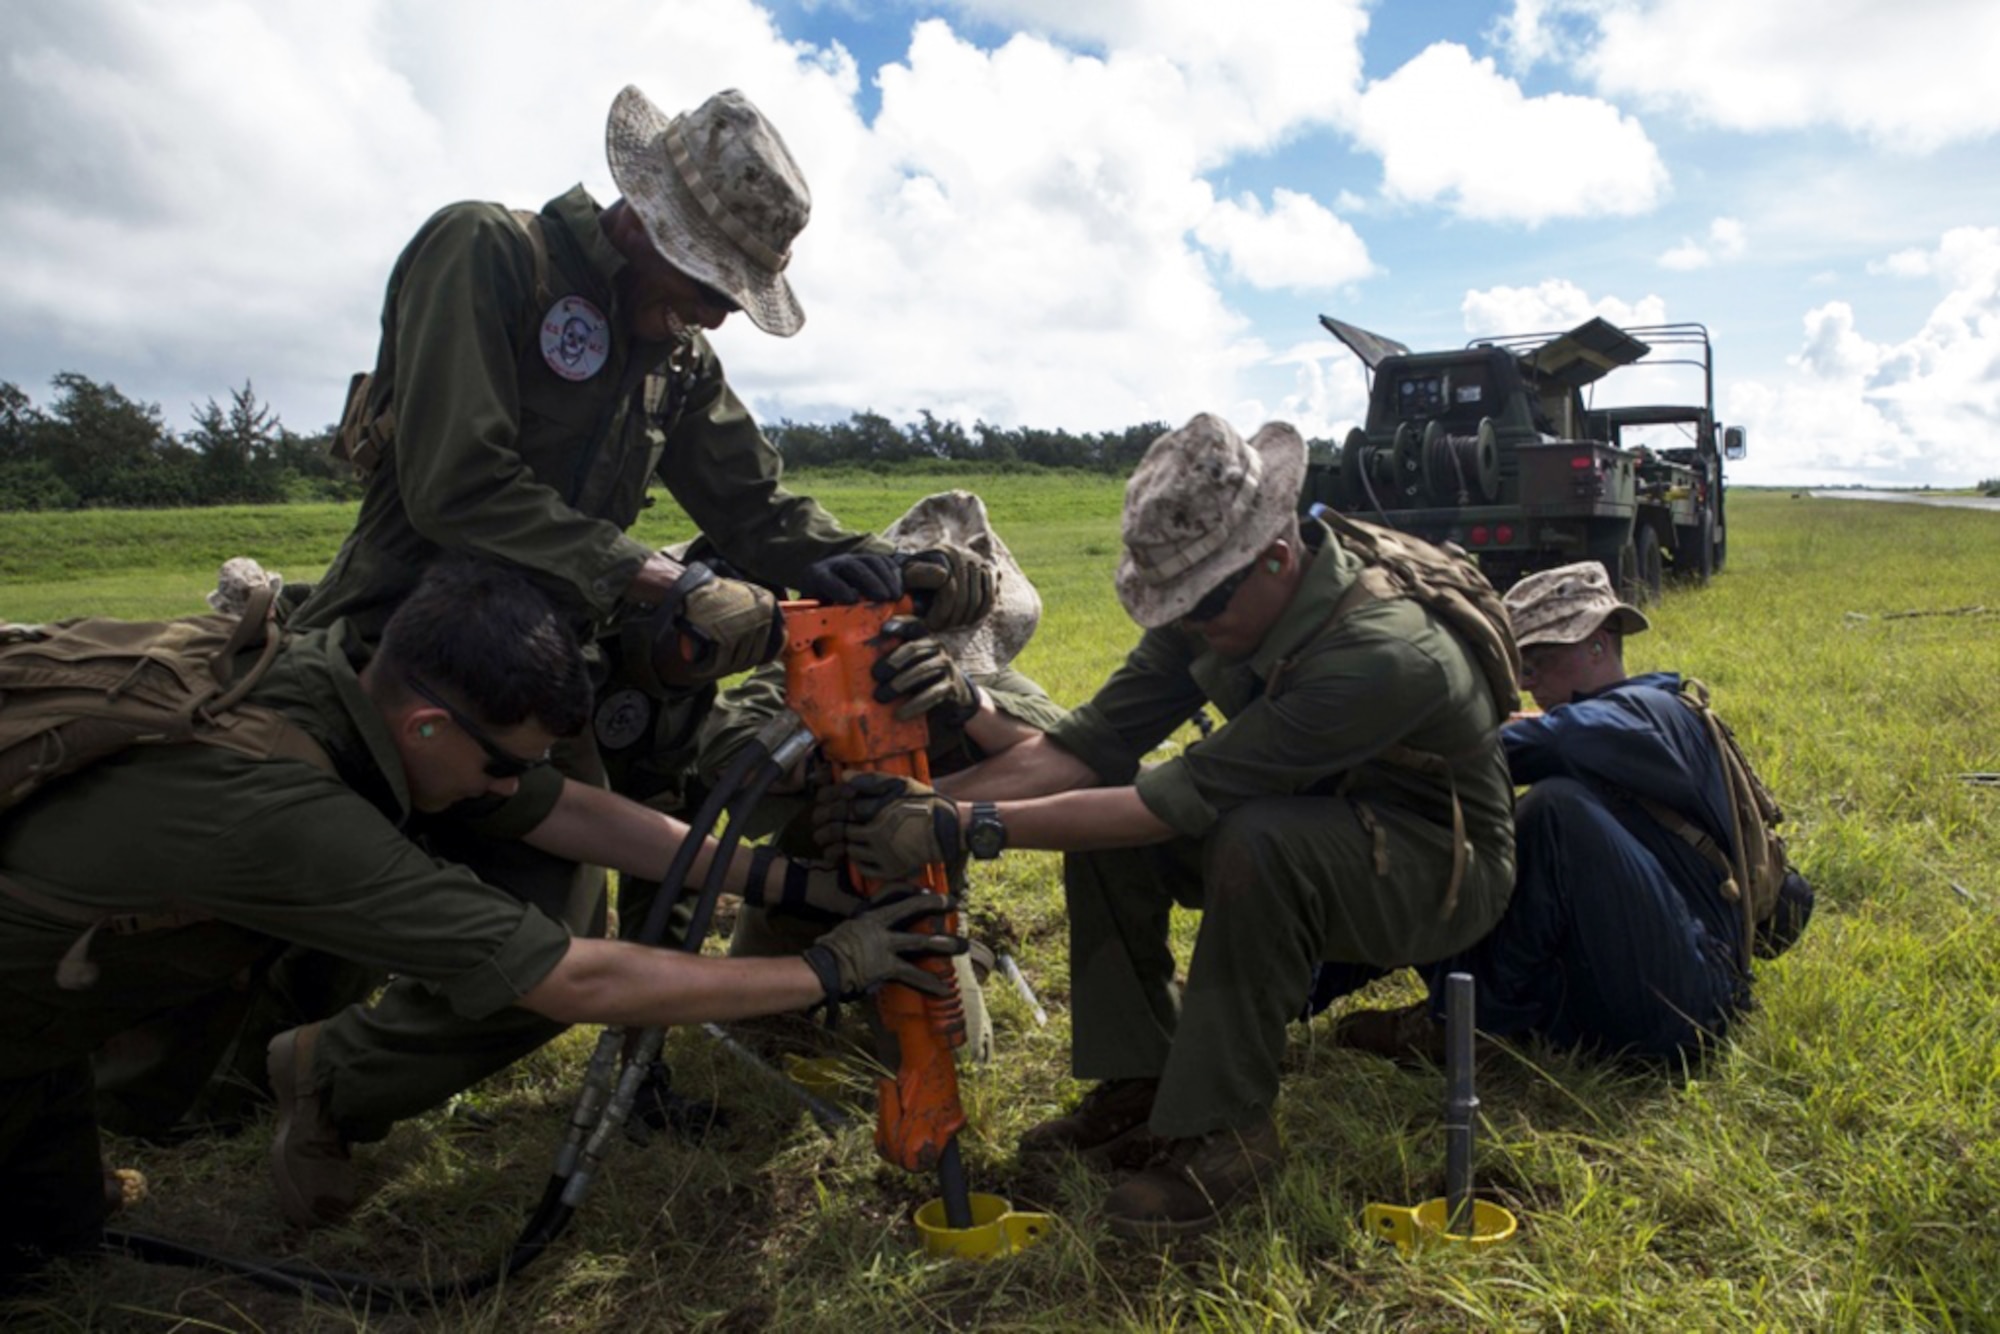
[272,186,888,1143]
[295,185,878,642]
[0,625,571,1265]
[1045,519,1515,1138]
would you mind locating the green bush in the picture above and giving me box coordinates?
[0,459,77,511]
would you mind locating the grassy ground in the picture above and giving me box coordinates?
[3,484,1997,1332]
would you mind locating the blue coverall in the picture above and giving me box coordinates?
[1306,671,1752,1058]
[1451,671,1751,1056]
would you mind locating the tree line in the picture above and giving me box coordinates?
[0,372,1332,511]
[0,375,356,510]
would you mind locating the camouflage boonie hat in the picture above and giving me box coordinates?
[1115,414,1307,628]
[207,556,282,614]
[883,491,1039,677]
[1504,561,1649,649]
[606,86,809,337]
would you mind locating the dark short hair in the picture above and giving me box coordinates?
[376,558,591,737]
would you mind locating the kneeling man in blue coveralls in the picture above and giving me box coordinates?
[1335,561,1809,1063]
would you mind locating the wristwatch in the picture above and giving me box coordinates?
[965,801,1007,860]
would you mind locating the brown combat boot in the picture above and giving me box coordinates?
[1018,1077,1163,1166]
[1101,1110,1285,1242]
[267,1024,356,1228]
[1331,1000,1448,1065]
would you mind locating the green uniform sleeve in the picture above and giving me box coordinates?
[657,340,890,591]
[448,762,568,841]
[693,663,790,785]
[975,667,1070,734]
[207,774,574,1018]
[0,745,572,1021]
[1045,628,1209,784]
[1135,605,1461,838]
[389,205,651,619]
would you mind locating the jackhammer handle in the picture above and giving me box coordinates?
[779,598,969,1174]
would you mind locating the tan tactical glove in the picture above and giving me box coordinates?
[743,848,865,923]
[901,545,995,632]
[872,616,979,726]
[638,564,784,689]
[812,773,963,882]
[800,891,967,1002]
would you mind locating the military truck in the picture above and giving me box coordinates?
[1302,316,1746,600]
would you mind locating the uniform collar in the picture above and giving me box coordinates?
[306,623,415,823]
[545,185,627,307]
[546,184,699,360]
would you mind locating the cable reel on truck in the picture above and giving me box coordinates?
[1419,419,1501,506]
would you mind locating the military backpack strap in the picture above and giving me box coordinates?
[1634,793,1739,895]
[1628,676,1780,971]
[1265,566,1390,697]
[1267,564,1480,923]
[332,208,553,479]
[0,872,212,991]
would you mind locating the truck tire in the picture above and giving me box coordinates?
[1603,541,1641,606]
[1634,525,1663,604]
[1693,512,1715,582]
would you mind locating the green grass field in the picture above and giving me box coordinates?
[4,482,1998,1332]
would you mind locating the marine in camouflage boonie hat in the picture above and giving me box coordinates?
[606,85,810,337]
[1504,561,1650,649]
[1115,413,1307,628]
[881,490,1039,677]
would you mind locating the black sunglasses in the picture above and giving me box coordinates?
[1182,561,1256,625]
[405,676,551,780]
[688,274,740,315]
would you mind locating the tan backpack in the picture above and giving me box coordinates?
[1634,677,1812,962]
[0,587,331,986]
[1275,509,1525,921]
[1305,507,1524,723]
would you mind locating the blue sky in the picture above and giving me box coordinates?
[3,0,1997,485]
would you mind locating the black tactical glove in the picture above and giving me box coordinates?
[812,773,963,882]
[872,616,979,727]
[797,552,902,604]
[900,545,996,632]
[635,563,784,690]
[800,891,967,1003]
[742,848,866,923]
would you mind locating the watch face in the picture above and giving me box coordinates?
[967,810,1005,859]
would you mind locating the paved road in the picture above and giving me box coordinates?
[1807,490,2000,512]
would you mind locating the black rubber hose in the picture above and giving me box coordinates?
[631,738,772,949]
[681,751,789,951]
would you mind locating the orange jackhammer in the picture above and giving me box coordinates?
[780,597,975,1229]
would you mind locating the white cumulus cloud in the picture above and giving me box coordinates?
[1499,0,2000,154]
[1349,43,1668,224]
[1731,228,2000,484]
[1461,279,1669,337]
[1194,189,1375,291]
[1659,217,1747,271]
